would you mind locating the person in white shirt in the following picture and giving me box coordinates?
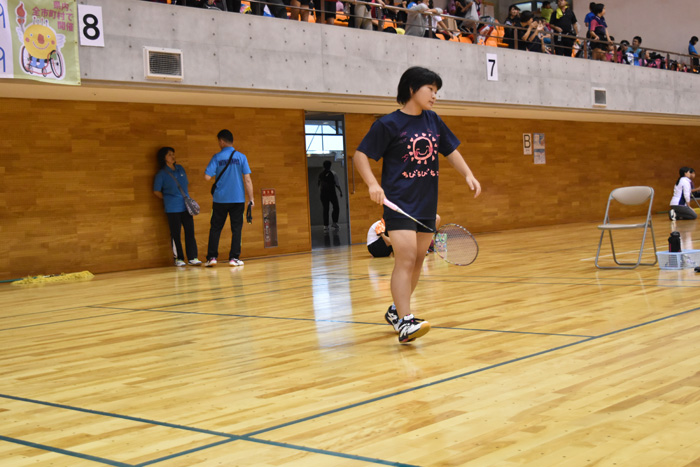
[367,219,393,257]
[669,167,697,221]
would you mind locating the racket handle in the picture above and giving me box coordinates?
[383,198,400,212]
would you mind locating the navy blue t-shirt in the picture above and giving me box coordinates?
[357,110,460,220]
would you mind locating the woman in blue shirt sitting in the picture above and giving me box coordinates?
[153,147,201,266]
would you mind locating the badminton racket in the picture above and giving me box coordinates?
[383,198,478,266]
[432,223,479,266]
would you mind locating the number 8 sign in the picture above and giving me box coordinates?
[78,4,104,47]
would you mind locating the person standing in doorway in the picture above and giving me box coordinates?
[318,160,343,232]
[204,129,254,267]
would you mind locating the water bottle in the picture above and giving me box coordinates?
[668,231,681,252]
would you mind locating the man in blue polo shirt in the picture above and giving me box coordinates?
[204,129,254,267]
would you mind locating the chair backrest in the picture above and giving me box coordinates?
[610,186,654,206]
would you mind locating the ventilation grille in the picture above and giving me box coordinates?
[144,47,183,81]
[593,88,607,107]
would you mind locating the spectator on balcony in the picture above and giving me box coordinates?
[550,0,578,57]
[427,7,456,39]
[289,0,312,21]
[460,0,481,35]
[583,2,595,31]
[617,40,631,64]
[603,35,615,62]
[540,1,553,23]
[405,0,436,37]
[689,36,699,68]
[588,3,611,61]
[502,4,520,49]
[535,16,554,53]
[352,0,386,30]
[513,11,542,52]
[314,0,337,24]
[628,36,649,66]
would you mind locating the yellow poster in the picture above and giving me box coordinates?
[0,0,80,84]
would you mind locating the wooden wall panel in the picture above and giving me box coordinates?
[0,99,308,281]
[4,98,700,282]
[346,113,700,244]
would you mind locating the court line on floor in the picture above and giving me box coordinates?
[0,305,102,321]
[5,305,696,466]
[86,305,593,338]
[0,310,143,333]
[89,276,700,319]
[0,395,416,467]
[329,270,700,284]
[0,434,130,467]
[243,304,700,437]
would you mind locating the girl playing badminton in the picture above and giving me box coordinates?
[353,66,481,343]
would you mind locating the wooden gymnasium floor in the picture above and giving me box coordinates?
[2,215,700,466]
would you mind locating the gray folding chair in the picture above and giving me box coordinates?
[595,186,657,269]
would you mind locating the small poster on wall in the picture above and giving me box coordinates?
[261,188,278,248]
[533,133,546,165]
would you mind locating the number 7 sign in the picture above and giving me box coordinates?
[486,53,498,81]
[78,5,104,47]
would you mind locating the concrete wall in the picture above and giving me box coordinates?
[74,0,700,119]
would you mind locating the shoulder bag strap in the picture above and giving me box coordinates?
[165,168,191,199]
[212,150,237,190]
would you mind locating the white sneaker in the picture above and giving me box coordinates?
[205,258,217,267]
[398,314,431,343]
[332,223,339,230]
[669,209,677,221]
[323,226,330,232]
[229,258,244,267]
[174,260,186,267]
[188,258,202,266]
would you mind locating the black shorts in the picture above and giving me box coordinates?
[368,239,393,257]
[385,217,435,233]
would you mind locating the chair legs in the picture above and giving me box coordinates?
[595,224,657,269]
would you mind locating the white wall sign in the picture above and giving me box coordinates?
[486,53,498,81]
[523,133,532,155]
[78,4,104,47]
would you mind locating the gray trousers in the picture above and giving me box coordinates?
[671,205,697,220]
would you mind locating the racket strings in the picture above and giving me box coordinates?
[434,224,478,266]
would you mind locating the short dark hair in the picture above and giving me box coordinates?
[692,36,699,44]
[217,129,234,143]
[633,36,642,44]
[592,3,604,15]
[519,10,534,23]
[157,146,174,167]
[323,160,332,169]
[542,1,550,6]
[589,2,596,11]
[396,67,443,106]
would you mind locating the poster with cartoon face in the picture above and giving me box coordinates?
[0,0,80,84]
